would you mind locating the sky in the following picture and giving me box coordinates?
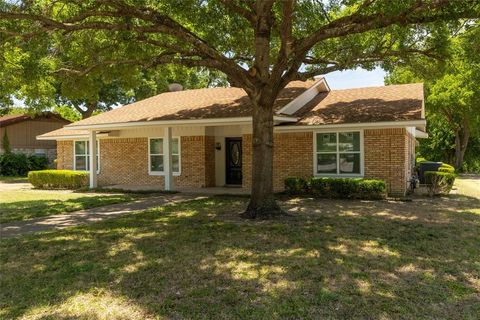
[321,67,387,90]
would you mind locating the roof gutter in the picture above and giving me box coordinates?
[64,116,298,131]
[274,119,427,131]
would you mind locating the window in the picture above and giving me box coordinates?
[34,149,47,157]
[74,140,99,172]
[149,137,180,174]
[315,131,362,175]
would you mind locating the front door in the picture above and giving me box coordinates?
[225,138,242,185]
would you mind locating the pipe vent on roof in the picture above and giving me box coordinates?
[168,83,184,92]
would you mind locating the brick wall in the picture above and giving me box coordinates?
[364,128,409,196]
[56,129,412,195]
[242,132,314,192]
[57,140,73,170]
[175,136,215,188]
[57,136,215,189]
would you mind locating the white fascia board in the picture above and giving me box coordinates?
[276,78,330,116]
[36,132,109,141]
[415,129,429,139]
[65,117,254,130]
[64,116,297,131]
[274,119,427,132]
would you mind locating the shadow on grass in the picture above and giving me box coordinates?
[0,195,136,223]
[1,195,479,319]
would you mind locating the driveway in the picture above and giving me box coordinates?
[0,181,32,191]
[452,174,480,199]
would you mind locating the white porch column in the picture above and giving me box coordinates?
[163,127,173,191]
[89,130,97,188]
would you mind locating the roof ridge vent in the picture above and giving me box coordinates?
[168,83,184,92]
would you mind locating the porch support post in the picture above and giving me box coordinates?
[164,127,173,191]
[89,130,97,188]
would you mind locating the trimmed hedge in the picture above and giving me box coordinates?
[424,171,456,196]
[28,170,88,189]
[285,177,386,200]
[0,153,48,176]
[438,163,455,173]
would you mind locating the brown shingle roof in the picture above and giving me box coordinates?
[0,112,70,127]
[68,81,315,127]
[37,127,88,139]
[0,114,31,127]
[294,83,424,125]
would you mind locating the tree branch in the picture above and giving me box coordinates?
[217,0,255,25]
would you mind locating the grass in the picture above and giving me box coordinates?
[0,175,29,183]
[0,189,138,223]
[1,194,479,319]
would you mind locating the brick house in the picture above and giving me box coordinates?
[38,78,426,196]
[0,112,70,162]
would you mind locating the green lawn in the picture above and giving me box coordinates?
[0,175,29,183]
[1,195,479,319]
[0,189,137,223]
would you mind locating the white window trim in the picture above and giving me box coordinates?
[73,140,100,174]
[313,129,364,177]
[148,136,181,176]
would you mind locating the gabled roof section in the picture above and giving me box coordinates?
[293,83,424,125]
[0,112,70,127]
[276,77,330,116]
[0,114,31,127]
[66,81,315,128]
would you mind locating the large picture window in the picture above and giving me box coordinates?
[315,131,362,175]
[74,140,99,172]
[149,137,180,174]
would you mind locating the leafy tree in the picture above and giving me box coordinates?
[0,30,227,118]
[1,1,478,217]
[386,24,480,170]
[2,130,11,153]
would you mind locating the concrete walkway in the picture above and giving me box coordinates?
[1,194,203,239]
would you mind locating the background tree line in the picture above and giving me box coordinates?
[386,22,480,172]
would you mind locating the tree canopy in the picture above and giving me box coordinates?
[1,0,479,217]
[386,22,480,170]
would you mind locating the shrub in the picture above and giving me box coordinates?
[424,171,456,196]
[0,153,48,176]
[416,157,428,163]
[28,170,88,189]
[27,155,49,171]
[0,153,30,176]
[438,163,455,174]
[285,177,386,200]
[284,177,308,195]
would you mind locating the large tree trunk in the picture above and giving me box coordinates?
[241,94,284,219]
[453,121,470,170]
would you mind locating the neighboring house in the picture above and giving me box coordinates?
[0,112,70,161]
[38,78,427,196]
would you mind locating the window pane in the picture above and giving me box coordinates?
[172,155,180,173]
[339,132,360,152]
[150,155,163,172]
[316,154,337,174]
[339,153,361,174]
[150,139,163,155]
[75,156,87,171]
[316,133,337,152]
[172,138,179,155]
[75,141,87,155]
